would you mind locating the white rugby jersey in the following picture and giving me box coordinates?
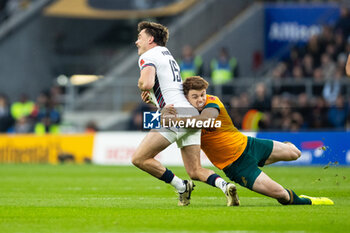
[138,46,194,110]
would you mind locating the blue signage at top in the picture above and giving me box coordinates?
[264,4,340,59]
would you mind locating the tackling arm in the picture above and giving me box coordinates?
[161,105,220,128]
[189,108,220,122]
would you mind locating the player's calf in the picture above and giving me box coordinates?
[186,167,215,182]
[131,155,155,171]
[185,167,201,181]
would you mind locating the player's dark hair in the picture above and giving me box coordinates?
[183,76,209,96]
[138,21,169,46]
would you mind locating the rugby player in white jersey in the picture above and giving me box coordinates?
[132,21,239,206]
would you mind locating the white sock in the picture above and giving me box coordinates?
[170,175,186,193]
[215,177,228,193]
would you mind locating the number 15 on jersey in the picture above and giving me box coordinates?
[169,59,181,82]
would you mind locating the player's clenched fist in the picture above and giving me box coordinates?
[141,91,150,103]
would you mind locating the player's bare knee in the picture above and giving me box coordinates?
[131,157,139,167]
[288,152,298,161]
[294,148,301,159]
[131,154,143,168]
[287,144,301,161]
[290,146,301,160]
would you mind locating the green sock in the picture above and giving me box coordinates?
[285,189,312,205]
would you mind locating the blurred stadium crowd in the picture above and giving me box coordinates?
[0,86,63,134]
[243,7,350,131]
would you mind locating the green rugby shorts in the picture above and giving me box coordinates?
[223,136,273,190]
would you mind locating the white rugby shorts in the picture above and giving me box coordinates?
[158,103,200,148]
[158,127,201,148]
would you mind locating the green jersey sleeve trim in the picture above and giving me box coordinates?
[204,103,220,113]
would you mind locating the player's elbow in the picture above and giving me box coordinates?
[138,80,154,91]
[137,81,146,90]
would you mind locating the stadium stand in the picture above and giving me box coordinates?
[253,8,350,131]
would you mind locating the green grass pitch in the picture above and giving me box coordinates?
[0,164,349,233]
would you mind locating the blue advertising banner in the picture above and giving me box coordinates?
[256,132,350,165]
[264,4,340,59]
